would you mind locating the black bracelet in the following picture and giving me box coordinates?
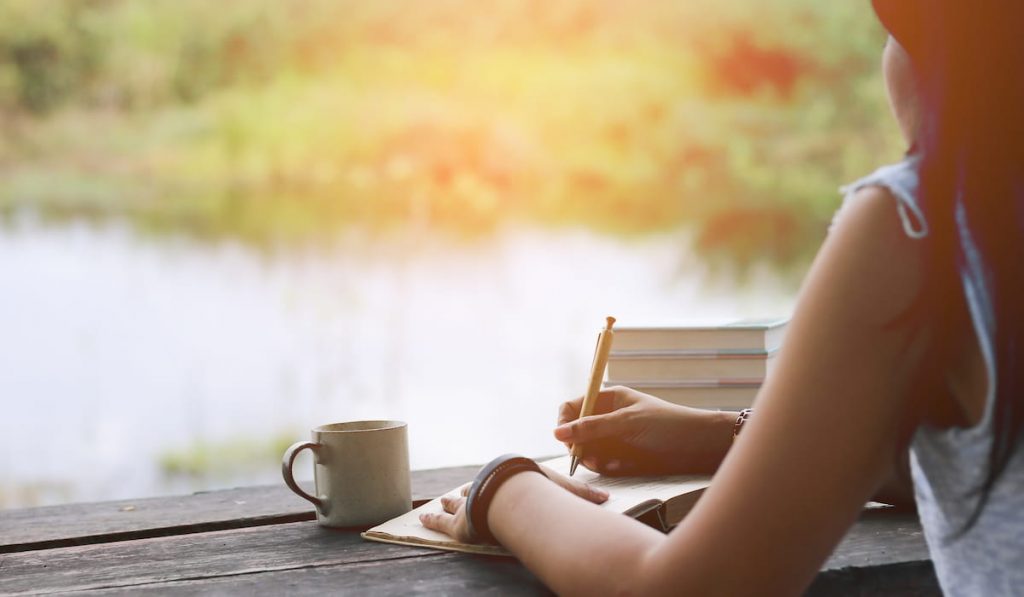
[465,454,544,544]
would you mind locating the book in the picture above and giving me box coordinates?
[606,382,759,410]
[606,350,776,382]
[361,455,711,556]
[612,318,789,352]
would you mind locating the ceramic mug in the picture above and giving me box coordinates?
[282,420,412,528]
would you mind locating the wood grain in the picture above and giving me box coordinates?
[0,466,939,596]
[810,562,941,596]
[76,553,552,596]
[82,559,935,597]
[0,465,478,554]
[0,521,440,595]
[812,508,939,595]
[821,508,929,571]
[0,508,936,595]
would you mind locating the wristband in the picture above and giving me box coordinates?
[465,454,544,543]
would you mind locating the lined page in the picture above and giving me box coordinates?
[541,455,711,515]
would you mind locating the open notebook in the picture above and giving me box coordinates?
[361,455,712,556]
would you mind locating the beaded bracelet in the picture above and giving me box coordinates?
[732,408,753,441]
[465,454,544,543]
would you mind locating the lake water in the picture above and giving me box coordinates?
[0,217,797,509]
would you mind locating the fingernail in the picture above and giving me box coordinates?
[607,460,621,472]
[593,487,609,498]
[554,425,572,440]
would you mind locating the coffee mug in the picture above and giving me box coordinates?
[282,420,412,527]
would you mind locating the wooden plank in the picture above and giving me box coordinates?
[0,521,442,595]
[0,465,478,554]
[82,557,938,597]
[822,509,930,571]
[810,562,940,597]
[29,524,935,597]
[76,553,552,596]
[0,509,934,595]
[813,508,939,596]
[64,556,939,597]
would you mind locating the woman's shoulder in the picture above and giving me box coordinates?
[821,184,928,322]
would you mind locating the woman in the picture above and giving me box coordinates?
[421,2,1024,594]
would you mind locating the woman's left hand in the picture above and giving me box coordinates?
[419,464,609,543]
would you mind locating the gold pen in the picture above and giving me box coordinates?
[570,316,616,476]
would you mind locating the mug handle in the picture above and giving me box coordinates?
[282,441,327,515]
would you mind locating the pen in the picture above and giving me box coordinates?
[570,316,616,476]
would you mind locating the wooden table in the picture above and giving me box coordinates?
[0,465,939,596]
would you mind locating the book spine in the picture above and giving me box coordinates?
[609,348,777,358]
[605,383,759,410]
[607,354,773,381]
[605,379,763,388]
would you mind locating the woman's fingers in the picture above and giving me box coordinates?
[440,494,466,515]
[540,465,609,504]
[599,458,637,476]
[554,409,628,443]
[557,397,583,427]
[422,497,473,543]
[582,456,621,474]
[572,478,609,504]
[419,511,455,535]
[582,455,602,472]
[558,388,627,428]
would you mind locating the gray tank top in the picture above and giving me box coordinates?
[837,158,1024,595]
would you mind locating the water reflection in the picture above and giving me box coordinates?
[0,218,796,509]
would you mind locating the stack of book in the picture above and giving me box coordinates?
[605,318,789,410]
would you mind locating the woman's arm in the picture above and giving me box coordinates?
[556,387,916,508]
[477,187,928,595]
[489,471,665,595]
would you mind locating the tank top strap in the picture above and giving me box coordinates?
[835,155,929,239]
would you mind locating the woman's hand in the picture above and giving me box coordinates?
[419,465,609,543]
[555,385,736,476]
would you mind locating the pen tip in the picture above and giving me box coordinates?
[569,456,579,477]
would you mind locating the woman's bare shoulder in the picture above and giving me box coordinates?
[815,184,928,325]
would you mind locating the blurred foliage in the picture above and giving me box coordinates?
[0,0,904,267]
[0,480,73,509]
[159,431,298,479]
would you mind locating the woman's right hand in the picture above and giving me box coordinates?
[554,385,737,476]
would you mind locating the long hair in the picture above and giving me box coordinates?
[881,1,1024,535]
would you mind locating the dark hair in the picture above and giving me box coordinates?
[875,1,1024,535]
